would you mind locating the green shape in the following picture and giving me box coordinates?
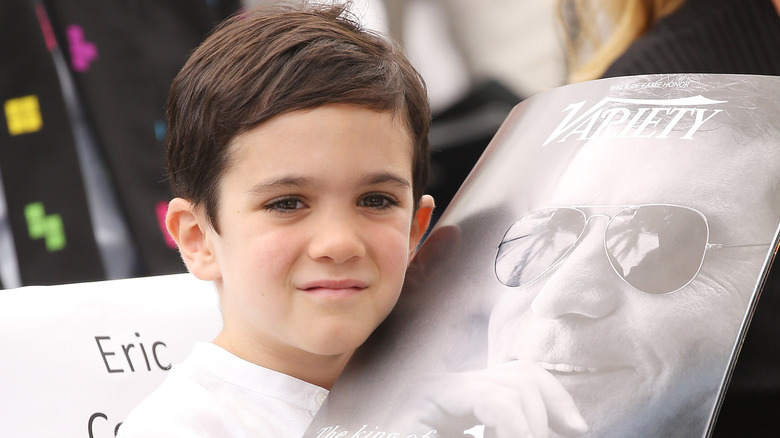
[44,215,66,251]
[25,202,45,238]
[24,202,66,252]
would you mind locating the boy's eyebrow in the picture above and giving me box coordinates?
[248,176,315,195]
[360,172,411,188]
[248,172,410,195]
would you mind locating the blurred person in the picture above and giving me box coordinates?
[558,0,686,82]
[559,0,780,81]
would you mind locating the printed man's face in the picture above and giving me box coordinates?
[487,139,776,436]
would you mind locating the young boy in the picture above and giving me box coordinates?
[118,3,435,437]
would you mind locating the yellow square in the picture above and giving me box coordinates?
[5,95,43,135]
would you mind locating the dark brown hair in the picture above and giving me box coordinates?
[165,2,430,231]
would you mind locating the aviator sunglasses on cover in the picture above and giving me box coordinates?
[495,204,770,295]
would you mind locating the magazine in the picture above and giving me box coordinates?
[304,74,780,438]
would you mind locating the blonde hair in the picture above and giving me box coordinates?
[559,0,686,82]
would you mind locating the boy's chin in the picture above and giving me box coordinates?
[302,334,366,358]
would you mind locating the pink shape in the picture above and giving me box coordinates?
[66,25,98,72]
[156,201,177,249]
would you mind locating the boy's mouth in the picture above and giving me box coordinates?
[298,279,368,293]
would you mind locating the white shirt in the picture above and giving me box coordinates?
[118,342,329,438]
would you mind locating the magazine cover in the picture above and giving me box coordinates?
[304,74,780,438]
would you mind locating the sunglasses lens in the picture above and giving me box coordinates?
[496,208,586,287]
[605,205,709,294]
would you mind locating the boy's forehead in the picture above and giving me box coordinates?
[229,104,414,155]
[222,104,417,179]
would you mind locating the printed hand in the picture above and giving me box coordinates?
[405,360,588,438]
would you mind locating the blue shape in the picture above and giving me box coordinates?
[154,120,166,141]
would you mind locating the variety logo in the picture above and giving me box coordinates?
[543,96,726,146]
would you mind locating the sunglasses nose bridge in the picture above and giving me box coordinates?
[530,216,623,320]
[550,213,610,261]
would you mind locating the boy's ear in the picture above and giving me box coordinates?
[408,194,435,260]
[166,197,221,281]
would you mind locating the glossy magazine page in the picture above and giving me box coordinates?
[305,74,780,438]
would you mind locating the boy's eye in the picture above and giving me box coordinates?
[264,196,305,212]
[359,194,398,209]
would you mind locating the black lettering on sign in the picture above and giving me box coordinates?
[88,412,123,437]
[95,333,171,373]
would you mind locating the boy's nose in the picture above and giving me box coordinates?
[529,220,623,320]
[307,213,366,264]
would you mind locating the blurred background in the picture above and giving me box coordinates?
[0,0,567,289]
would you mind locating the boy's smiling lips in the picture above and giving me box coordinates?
[298,279,369,295]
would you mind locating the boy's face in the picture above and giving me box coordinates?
[178,104,431,378]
